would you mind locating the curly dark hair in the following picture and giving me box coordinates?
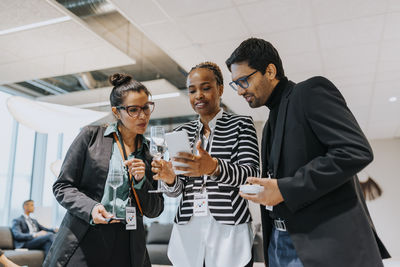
[188,61,224,86]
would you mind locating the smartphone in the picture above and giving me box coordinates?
[165,131,191,174]
[106,217,125,223]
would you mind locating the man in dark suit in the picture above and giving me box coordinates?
[11,200,57,257]
[226,38,390,267]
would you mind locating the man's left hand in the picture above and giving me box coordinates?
[239,177,284,206]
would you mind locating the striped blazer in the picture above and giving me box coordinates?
[165,111,260,225]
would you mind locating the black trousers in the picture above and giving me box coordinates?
[67,223,131,267]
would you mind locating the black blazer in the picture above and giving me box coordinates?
[11,215,55,248]
[43,126,164,267]
[260,77,390,267]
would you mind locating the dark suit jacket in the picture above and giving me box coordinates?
[43,126,164,267]
[11,215,55,248]
[260,77,390,267]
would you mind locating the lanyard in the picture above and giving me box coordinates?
[112,132,143,216]
[196,123,214,188]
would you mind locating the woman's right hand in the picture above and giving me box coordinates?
[151,159,176,186]
[91,204,114,224]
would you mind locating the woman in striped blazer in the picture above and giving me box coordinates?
[152,62,260,267]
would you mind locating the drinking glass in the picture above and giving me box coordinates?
[148,126,168,193]
[107,159,124,217]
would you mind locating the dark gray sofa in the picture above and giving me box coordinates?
[0,226,44,267]
[146,223,173,265]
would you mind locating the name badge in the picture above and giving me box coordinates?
[193,192,208,217]
[126,206,137,230]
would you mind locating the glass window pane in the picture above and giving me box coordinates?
[43,134,58,206]
[9,124,35,223]
[0,91,14,224]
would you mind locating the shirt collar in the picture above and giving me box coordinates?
[198,108,224,132]
[105,122,149,153]
[104,122,118,136]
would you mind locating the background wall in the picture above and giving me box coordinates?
[364,138,400,259]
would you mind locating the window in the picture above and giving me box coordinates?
[0,91,14,225]
[8,124,35,223]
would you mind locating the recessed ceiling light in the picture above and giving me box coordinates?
[389,97,398,102]
[0,16,71,36]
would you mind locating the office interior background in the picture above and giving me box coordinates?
[0,0,399,262]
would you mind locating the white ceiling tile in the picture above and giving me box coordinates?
[288,71,325,82]
[324,64,376,87]
[155,0,233,18]
[380,40,400,61]
[377,57,400,73]
[282,51,323,76]
[109,0,168,25]
[311,0,387,25]
[238,0,313,35]
[232,0,261,4]
[178,8,248,45]
[348,105,370,128]
[372,81,400,105]
[0,49,20,65]
[200,38,247,69]
[376,70,400,83]
[141,21,192,50]
[321,43,380,69]
[257,27,318,56]
[0,54,65,84]
[369,102,400,125]
[318,15,385,49]
[341,84,374,108]
[0,21,103,60]
[0,0,64,31]
[383,12,400,41]
[169,46,206,72]
[64,44,134,74]
[387,0,400,12]
[367,121,398,140]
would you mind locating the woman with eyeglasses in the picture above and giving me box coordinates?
[43,73,164,267]
[152,62,260,267]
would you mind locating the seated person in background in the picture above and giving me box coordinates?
[0,249,20,267]
[11,200,57,257]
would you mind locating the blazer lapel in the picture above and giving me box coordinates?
[270,82,294,177]
[261,121,269,177]
[94,133,113,201]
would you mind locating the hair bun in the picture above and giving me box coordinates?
[109,73,132,87]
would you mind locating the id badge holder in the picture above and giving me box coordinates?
[126,203,137,230]
[193,187,208,217]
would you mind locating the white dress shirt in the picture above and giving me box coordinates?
[23,214,38,234]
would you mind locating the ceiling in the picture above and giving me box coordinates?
[0,0,399,139]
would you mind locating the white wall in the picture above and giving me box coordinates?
[364,138,400,259]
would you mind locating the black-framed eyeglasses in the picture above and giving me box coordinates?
[116,101,155,118]
[229,70,258,91]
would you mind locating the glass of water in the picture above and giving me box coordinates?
[107,159,124,217]
[149,126,168,193]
